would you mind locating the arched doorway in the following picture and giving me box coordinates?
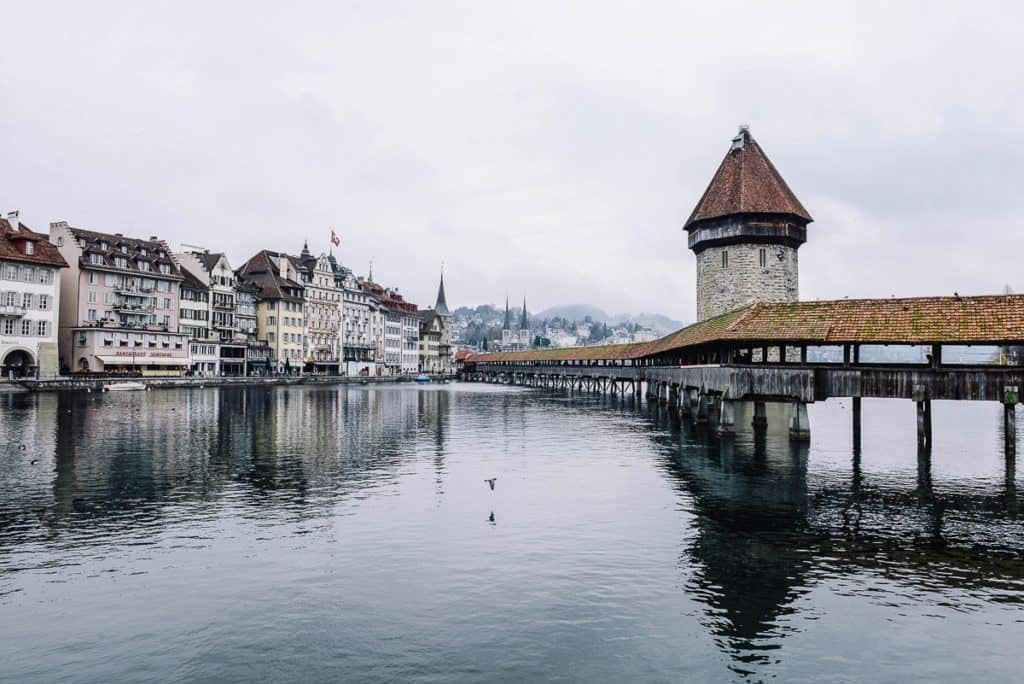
[2,348,36,379]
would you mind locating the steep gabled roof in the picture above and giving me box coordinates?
[0,218,68,268]
[237,250,304,301]
[685,127,812,230]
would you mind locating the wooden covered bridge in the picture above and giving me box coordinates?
[462,294,1024,453]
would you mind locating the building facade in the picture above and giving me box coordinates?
[339,266,376,376]
[0,212,67,378]
[685,126,812,322]
[297,245,343,374]
[51,222,189,375]
[237,250,306,374]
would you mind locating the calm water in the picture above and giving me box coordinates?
[1,384,1021,683]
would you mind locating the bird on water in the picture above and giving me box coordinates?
[485,478,496,491]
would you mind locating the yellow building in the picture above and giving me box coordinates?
[237,250,306,375]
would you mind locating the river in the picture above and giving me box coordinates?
[0,384,1021,682]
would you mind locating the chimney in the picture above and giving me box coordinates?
[7,210,20,232]
[149,235,158,242]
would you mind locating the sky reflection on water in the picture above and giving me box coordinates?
[0,384,1021,683]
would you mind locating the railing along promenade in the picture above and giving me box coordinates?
[463,295,1024,454]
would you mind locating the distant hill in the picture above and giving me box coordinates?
[535,304,609,322]
[610,312,686,335]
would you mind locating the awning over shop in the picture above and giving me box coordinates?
[97,355,188,367]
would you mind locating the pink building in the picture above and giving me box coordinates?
[50,222,189,375]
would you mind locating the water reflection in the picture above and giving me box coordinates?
[0,387,1021,682]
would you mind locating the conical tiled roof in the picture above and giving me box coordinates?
[684,127,812,230]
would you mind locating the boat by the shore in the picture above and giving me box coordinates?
[105,381,148,392]
[415,374,431,384]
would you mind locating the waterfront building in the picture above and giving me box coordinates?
[178,268,216,375]
[50,222,188,375]
[237,250,306,375]
[418,273,453,374]
[0,211,67,378]
[337,263,376,376]
[686,126,812,322]
[418,310,444,373]
[176,246,247,376]
[235,279,272,376]
[296,243,343,375]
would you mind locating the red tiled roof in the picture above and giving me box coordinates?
[66,226,181,277]
[0,218,68,268]
[685,128,813,229]
[468,295,1024,364]
[237,250,305,301]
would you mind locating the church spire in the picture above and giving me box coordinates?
[519,298,528,330]
[300,240,312,259]
[503,296,512,331]
[435,271,451,316]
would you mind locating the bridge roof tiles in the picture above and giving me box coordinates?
[468,295,1024,364]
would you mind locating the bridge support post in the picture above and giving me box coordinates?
[752,401,767,427]
[852,397,862,454]
[695,391,710,424]
[668,384,678,406]
[681,387,694,416]
[789,402,810,441]
[717,399,736,435]
[1004,386,1019,457]
[913,386,932,453]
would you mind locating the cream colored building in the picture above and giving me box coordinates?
[237,250,306,374]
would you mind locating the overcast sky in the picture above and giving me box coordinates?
[1,2,1021,321]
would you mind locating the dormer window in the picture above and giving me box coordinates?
[138,261,151,272]
[99,241,108,250]
[120,244,127,253]
[159,263,171,274]
[114,256,128,268]
[89,253,103,265]
[24,241,35,256]
[139,247,147,256]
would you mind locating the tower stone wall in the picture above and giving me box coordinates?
[695,243,799,321]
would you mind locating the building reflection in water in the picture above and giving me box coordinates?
[584,394,1024,676]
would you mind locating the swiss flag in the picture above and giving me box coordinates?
[330,229,341,247]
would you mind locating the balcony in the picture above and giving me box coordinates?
[118,286,155,296]
[114,302,155,313]
[0,304,26,318]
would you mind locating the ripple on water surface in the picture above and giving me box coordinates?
[0,385,1021,683]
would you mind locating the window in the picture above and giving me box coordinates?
[39,269,52,284]
[138,261,150,272]
[4,265,15,280]
[88,272,98,285]
[159,263,170,274]
[721,251,728,269]
[87,309,98,321]
[57,236,64,247]
[759,248,767,268]
[90,253,103,265]
[163,298,171,310]
[114,256,128,268]
[2,319,13,335]
[37,320,47,336]
[22,267,34,282]
[103,338,113,347]
[24,242,34,255]
[267,332,275,342]
[38,295,49,310]
[23,293,32,309]
[21,319,31,336]
[88,290,97,304]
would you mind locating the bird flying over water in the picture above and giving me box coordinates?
[485,478,496,491]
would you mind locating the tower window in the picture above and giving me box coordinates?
[759,248,767,268]
[721,251,728,269]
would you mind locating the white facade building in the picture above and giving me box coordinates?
[0,212,66,378]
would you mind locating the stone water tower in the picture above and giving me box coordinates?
[685,126,813,321]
